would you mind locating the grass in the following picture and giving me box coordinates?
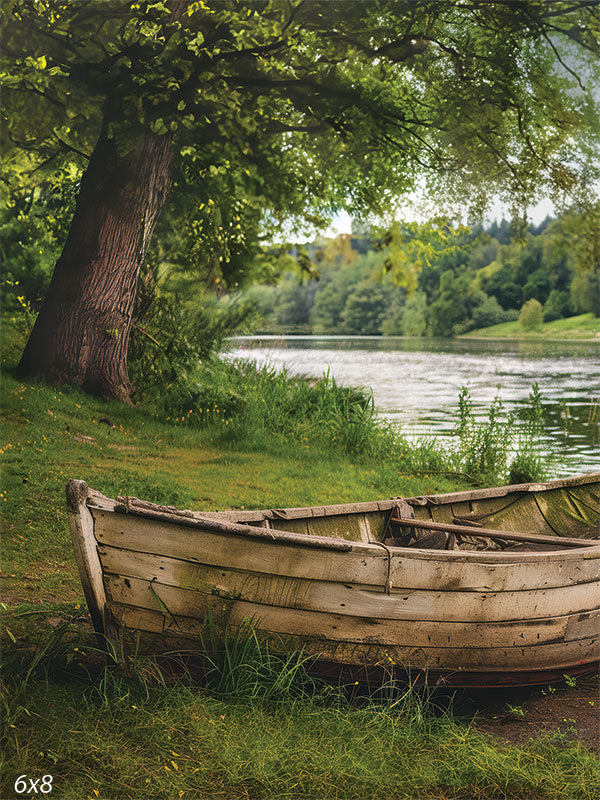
[1,617,598,800]
[462,312,600,340]
[195,358,453,468]
[2,321,597,799]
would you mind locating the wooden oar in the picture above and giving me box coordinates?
[389,517,598,548]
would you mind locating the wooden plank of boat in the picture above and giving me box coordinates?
[410,478,600,539]
[100,473,600,531]
[176,473,600,542]
[66,480,107,636]
[106,602,599,670]
[433,496,560,538]
[98,547,598,622]
[306,658,598,689]
[400,472,600,506]
[102,573,600,646]
[92,511,600,590]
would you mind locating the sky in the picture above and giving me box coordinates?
[325,197,556,238]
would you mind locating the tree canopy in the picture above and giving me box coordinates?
[2,0,599,398]
[4,1,599,223]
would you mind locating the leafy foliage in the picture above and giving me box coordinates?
[508,383,548,483]
[451,386,547,484]
[2,0,599,290]
[453,388,514,481]
[0,170,78,310]
[341,280,389,335]
[544,289,573,322]
[128,292,253,414]
[2,0,600,401]
[519,298,544,331]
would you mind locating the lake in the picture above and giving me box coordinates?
[228,336,600,476]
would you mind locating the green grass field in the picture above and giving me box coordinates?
[462,312,600,340]
[1,333,599,800]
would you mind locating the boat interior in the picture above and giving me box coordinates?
[205,478,600,553]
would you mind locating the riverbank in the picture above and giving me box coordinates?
[2,370,599,798]
[461,312,599,340]
[238,313,599,341]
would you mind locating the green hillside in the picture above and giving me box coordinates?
[462,313,599,340]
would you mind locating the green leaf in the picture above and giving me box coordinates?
[150,118,168,135]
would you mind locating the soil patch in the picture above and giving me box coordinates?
[471,672,599,752]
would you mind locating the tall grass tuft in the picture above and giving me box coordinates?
[187,614,318,701]
[452,387,514,481]
[1,621,104,747]
[177,357,451,473]
[508,383,548,483]
[451,385,548,484]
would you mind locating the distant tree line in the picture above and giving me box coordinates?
[241,211,599,337]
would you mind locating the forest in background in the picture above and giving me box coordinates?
[237,211,599,337]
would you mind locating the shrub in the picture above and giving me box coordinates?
[451,384,549,484]
[508,382,548,482]
[452,387,514,481]
[571,270,600,316]
[380,306,404,336]
[508,452,546,484]
[128,293,254,414]
[0,176,78,311]
[471,294,506,329]
[503,308,519,323]
[518,298,543,331]
[340,280,388,335]
[401,290,428,336]
[522,268,551,304]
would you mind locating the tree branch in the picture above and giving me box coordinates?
[26,151,61,175]
[53,135,91,161]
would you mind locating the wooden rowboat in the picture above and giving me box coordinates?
[67,473,600,688]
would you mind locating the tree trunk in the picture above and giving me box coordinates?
[16,121,172,401]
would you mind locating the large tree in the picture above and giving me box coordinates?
[2,0,598,400]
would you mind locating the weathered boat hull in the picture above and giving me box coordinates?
[67,474,600,687]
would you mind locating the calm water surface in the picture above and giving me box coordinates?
[228,336,600,476]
